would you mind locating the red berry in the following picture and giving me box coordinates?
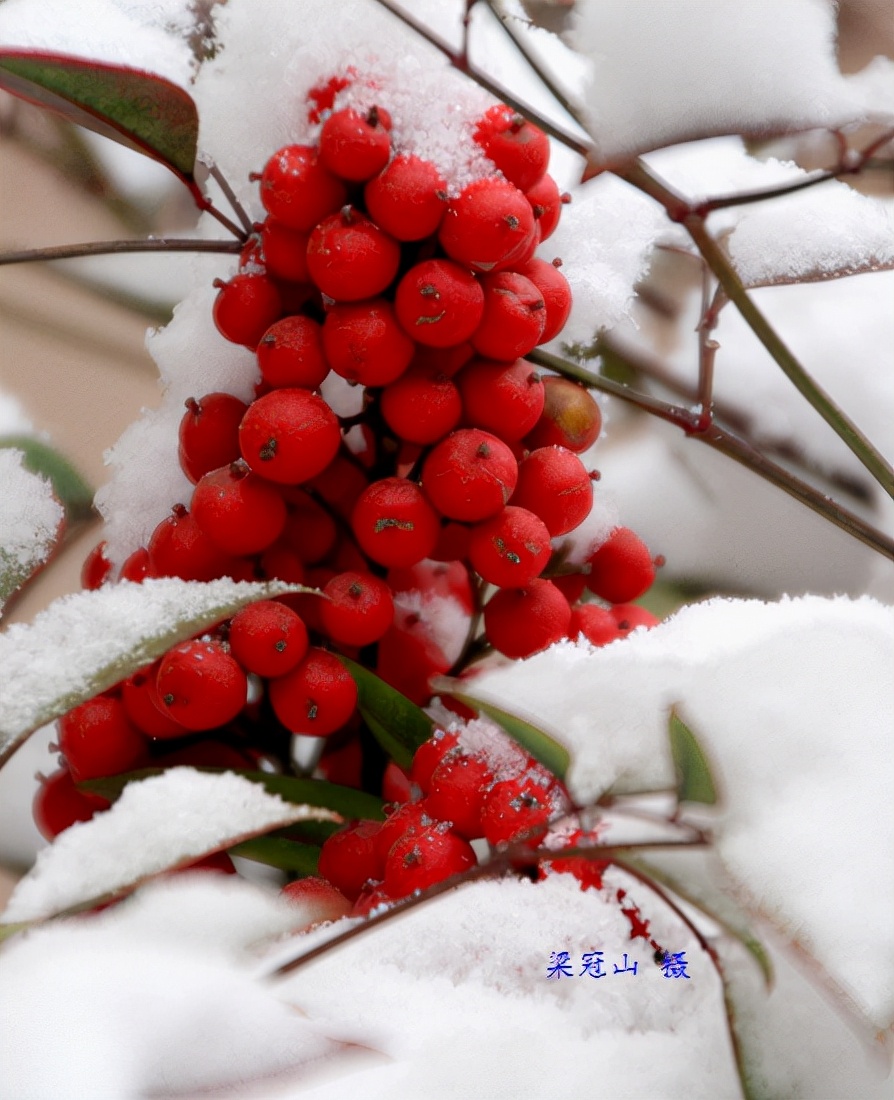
[517,258,572,343]
[421,429,518,522]
[426,753,493,839]
[281,491,339,564]
[119,546,150,583]
[585,527,656,603]
[192,462,287,556]
[58,695,147,783]
[320,570,394,646]
[457,357,545,442]
[568,603,619,646]
[307,207,400,301]
[259,218,311,283]
[148,504,245,582]
[510,446,593,536]
[322,298,415,386]
[228,600,309,677]
[483,579,572,658]
[482,774,553,846]
[81,541,111,590]
[394,259,485,348]
[439,177,535,273]
[380,361,462,444]
[212,273,282,349]
[268,647,358,736]
[382,760,415,803]
[374,801,435,865]
[239,389,341,486]
[611,603,660,637]
[306,455,369,519]
[525,376,602,453]
[157,639,248,731]
[474,105,550,192]
[471,271,546,361]
[307,71,355,125]
[364,154,449,240]
[33,768,109,840]
[256,316,329,390]
[525,174,566,241]
[259,144,348,231]
[410,730,460,793]
[280,876,352,922]
[179,393,249,484]
[260,542,306,585]
[384,824,476,898]
[551,571,589,604]
[319,106,391,182]
[351,477,440,567]
[318,819,384,901]
[122,662,190,739]
[541,829,608,891]
[468,505,552,588]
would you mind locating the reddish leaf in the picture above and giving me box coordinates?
[0,50,201,203]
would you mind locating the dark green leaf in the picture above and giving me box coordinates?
[229,835,320,874]
[337,656,433,769]
[431,679,570,781]
[0,51,201,200]
[81,767,385,822]
[0,435,93,522]
[669,708,718,805]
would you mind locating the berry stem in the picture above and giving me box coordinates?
[528,347,894,561]
[0,238,244,266]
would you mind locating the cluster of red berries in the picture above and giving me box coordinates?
[36,76,661,903]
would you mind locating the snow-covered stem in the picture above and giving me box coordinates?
[617,159,894,500]
[371,0,588,154]
[0,238,244,266]
[529,347,894,560]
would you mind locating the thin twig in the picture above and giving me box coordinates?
[0,238,244,266]
[529,347,894,560]
[196,198,248,241]
[205,159,255,235]
[695,278,726,432]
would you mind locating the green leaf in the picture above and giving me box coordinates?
[82,767,385,822]
[229,835,320,874]
[668,708,718,805]
[0,435,93,523]
[430,679,570,782]
[337,656,433,770]
[0,51,202,201]
[0,579,314,770]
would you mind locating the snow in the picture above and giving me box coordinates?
[0,876,337,1099]
[467,594,894,1028]
[0,391,35,435]
[0,577,305,750]
[0,449,63,613]
[566,0,894,164]
[2,767,338,922]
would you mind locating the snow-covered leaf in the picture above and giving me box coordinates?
[567,0,894,165]
[468,595,894,1030]
[339,655,433,769]
[0,50,202,199]
[0,449,64,617]
[668,709,717,805]
[0,434,93,522]
[0,578,311,767]
[83,766,386,821]
[433,679,571,781]
[1,768,339,923]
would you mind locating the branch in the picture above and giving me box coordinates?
[0,238,244,266]
[529,347,894,561]
[203,158,255,236]
[617,159,894,499]
[371,0,589,156]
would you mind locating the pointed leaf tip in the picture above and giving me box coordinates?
[668,708,718,805]
[0,51,200,198]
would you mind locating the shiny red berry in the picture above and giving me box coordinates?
[191,462,287,556]
[320,570,395,646]
[468,506,552,588]
[319,106,391,182]
[394,259,485,348]
[517,258,572,344]
[351,477,440,567]
[58,695,147,783]
[307,207,401,301]
[471,271,546,361]
[33,768,109,840]
[364,154,449,240]
[259,144,348,231]
[585,527,656,603]
[157,639,248,731]
[179,393,248,484]
[212,273,282,349]
[510,446,593,536]
[318,819,384,901]
[457,357,545,442]
[483,579,572,658]
[239,389,341,485]
[228,600,309,677]
[384,824,476,898]
[473,105,550,192]
[268,647,358,736]
[257,316,329,390]
[421,429,518,522]
[439,177,535,273]
[380,361,462,445]
[322,298,415,386]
